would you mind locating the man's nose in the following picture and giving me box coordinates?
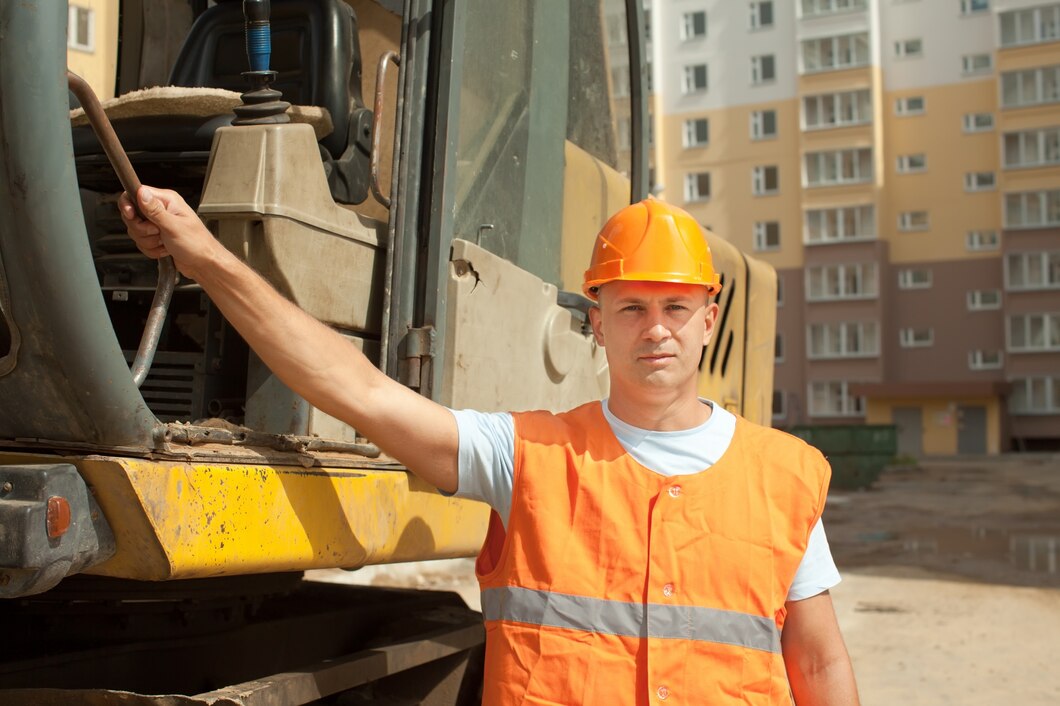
[643,319,671,342]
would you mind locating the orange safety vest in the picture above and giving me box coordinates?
[476,402,831,705]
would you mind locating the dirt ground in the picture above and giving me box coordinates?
[310,453,1060,704]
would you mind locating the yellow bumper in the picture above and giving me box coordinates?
[0,452,489,581]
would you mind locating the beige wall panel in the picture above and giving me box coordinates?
[883,79,1002,264]
[995,44,1060,73]
[998,103,1060,132]
[1001,166,1060,193]
[798,67,874,97]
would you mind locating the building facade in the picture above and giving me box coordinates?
[652,0,1060,454]
[66,0,120,100]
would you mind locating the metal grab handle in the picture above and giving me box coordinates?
[370,51,400,209]
[67,71,177,388]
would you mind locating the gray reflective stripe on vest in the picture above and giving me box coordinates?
[481,586,782,654]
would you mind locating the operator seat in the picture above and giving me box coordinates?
[71,0,372,205]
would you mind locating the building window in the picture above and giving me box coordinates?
[802,89,872,130]
[752,166,779,196]
[751,55,776,84]
[801,33,870,73]
[683,118,710,148]
[962,54,992,75]
[898,210,930,232]
[1010,376,1060,414]
[1003,128,1060,169]
[805,205,875,244]
[68,5,95,53]
[807,321,879,359]
[894,38,923,58]
[968,350,1003,370]
[681,11,708,40]
[898,268,932,289]
[1005,251,1060,290]
[963,112,994,132]
[895,96,926,115]
[682,64,709,94]
[750,1,775,29]
[1001,66,1060,108]
[806,263,878,301]
[966,230,1000,251]
[1004,190,1060,228]
[801,0,868,17]
[750,109,778,139]
[804,148,872,187]
[772,390,786,419]
[1000,5,1060,47]
[808,381,864,417]
[777,276,784,306]
[611,65,630,98]
[960,0,990,14]
[775,333,785,362]
[967,289,1002,310]
[965,171,996,191]
[1008,312,1060,352]
[754,221,781,251]
[900,328,934,348]
[897,154,927,173]
[684,172,711,202]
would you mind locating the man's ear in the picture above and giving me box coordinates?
[702,302,720,347]
[588,305,605,346]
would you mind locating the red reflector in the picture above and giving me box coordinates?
[46,496,71,539]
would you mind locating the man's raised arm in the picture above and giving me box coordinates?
[119,186,460,493]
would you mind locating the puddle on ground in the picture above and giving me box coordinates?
[895,526,1060,576]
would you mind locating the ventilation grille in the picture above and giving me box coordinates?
[123,351,203,422]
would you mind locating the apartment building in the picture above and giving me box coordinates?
[652,0,1060,454]
[66,0,120,100]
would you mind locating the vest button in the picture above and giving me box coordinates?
[656,685,670,700]
[668,485,682,498]
[662,583,675,597]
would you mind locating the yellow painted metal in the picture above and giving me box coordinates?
[0,451,490,581]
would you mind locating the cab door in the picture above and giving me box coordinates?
[388,0,649,412]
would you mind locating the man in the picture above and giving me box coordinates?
[122,188,859,704]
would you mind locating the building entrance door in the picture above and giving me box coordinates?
[894,407,923,457]
[957,405,987,454]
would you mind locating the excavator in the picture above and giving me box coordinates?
[0,0,776,702]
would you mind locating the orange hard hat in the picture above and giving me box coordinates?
[582,196,722,300]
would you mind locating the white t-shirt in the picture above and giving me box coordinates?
[451,399,841,602]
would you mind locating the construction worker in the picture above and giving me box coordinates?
[121,189,859,705]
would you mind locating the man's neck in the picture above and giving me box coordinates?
[605,387,712,432]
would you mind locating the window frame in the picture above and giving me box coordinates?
[897,210,930,232]
[1007,312,1060,352]
[800,32,870,74]
[962,53,993,75]
[895,96,926,115]
[682,63,709,94]
[754,220,781,251]
[965,171,997,192]
[681,11,708,41]
[807,380,865,418]
[894,38,924,59]
[806,262,879,301]
[682,117,710,148]
[897,268,932,289]
[897,153,928,173]
[752,165,780,196]
[684,171,712,202]
[966,229,1000,251]
[804,204,876,244]
[1000,5,1060,48]
[750,109,778,140]
[750,1,775,30]
[751,54,777,85]
[1004,189,1060,228]
[967,289,1002,310]
[968,350,1003,370]
[807,321,880,359]
[803,147,873,187]
[899,328,935,348]
[1005,251,1060,290]
[963,112,994,132]
[67,4,95,53]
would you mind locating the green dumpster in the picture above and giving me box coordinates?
[787,425,898,490]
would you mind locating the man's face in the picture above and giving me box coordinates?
[588,280,719,397]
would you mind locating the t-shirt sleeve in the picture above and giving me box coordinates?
[786,518,842,601]
[449,408,516,527]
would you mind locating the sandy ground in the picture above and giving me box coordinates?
[310,454,1060,704]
